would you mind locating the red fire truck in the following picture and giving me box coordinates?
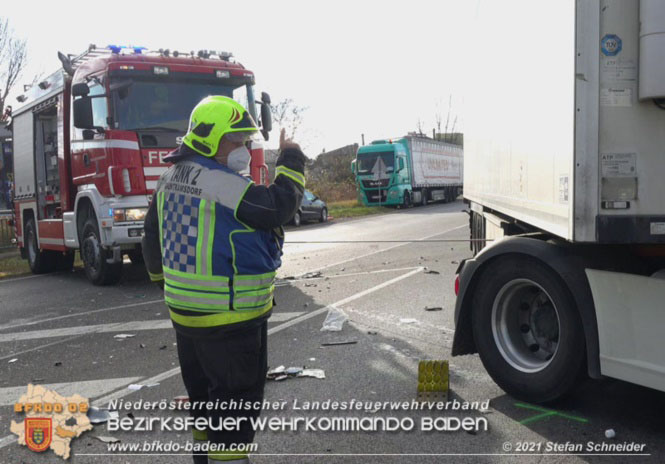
[11,45,272,285]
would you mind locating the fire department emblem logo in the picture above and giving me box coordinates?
[25,418,52,452]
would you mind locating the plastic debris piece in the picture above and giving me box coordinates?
[285,367,304,375]
[159,345,168,350]
[94,435,120,443]
[424,269,440,275]
[139,344,146,349]
[302,271,323,279]
[266,365,286,379]
[309,358,316,362]
[8,358,17,363]
[54,362,62,367]
[605,429,616,439]
[114,334,135,339]
[87,407,119,424]
[400,318,418,324]
[274,375,289,381]
[425,307,443,312]
[321,340,358,346]
[297,369,325,379]
[320,307,348,332]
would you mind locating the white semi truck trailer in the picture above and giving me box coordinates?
[453,0,665,402]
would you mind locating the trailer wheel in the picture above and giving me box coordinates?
[25,218,57,274]
[421,189,428,206]
[80,218,123,285]
[471,256,585,403]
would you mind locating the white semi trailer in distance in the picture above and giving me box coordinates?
[453,0,665,402]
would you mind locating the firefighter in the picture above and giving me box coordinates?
[142,95,305,463]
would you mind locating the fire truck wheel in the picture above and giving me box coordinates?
[25,218,57,274]
[471,256,586,403]
[81,218,123,285]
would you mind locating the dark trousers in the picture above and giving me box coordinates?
[176,321,268,447]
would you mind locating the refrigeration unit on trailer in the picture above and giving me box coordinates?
[11,45,272,285]
[452,0,665,402]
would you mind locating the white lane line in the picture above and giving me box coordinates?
[0,269,422,450]
[291,224,466,278]
[0,312,305,344]
[0,300,164,331]
[0,273,51,284]
[0,377,142,407]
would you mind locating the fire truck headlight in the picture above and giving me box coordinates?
[153,66,169,75]
[215,70,230,78]
[113,208,147,223]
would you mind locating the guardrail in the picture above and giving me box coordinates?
[0,210,16,249]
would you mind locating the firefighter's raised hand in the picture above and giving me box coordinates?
[279,128,301,152]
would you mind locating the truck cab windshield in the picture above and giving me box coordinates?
[357,151,395,176]
[111,79,249,132]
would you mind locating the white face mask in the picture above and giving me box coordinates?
[224,145,251,173]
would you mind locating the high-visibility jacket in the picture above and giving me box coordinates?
[142,148,305,331]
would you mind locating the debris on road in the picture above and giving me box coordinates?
[87,407,119,424]
[451,260,459,264]
[8,358,18,363]
[367,330,378,335]
[424,269,440,275]
[159,345,168,350]
[298,369,326,379]
[93,435,121,444]
[54,362,62,367]
[424,307,443,312]
[321,340,358,346]
[114,334,136,340]
[127,383,160,391]
[139,344,146,349]
[321,307,348,332]
[400,318,418,324]
[309,358,316,362]
[302,271,323,279]
[267,365,326,381]
[174,395,190,407]
[605,429,616,439]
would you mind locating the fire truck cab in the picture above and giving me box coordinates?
[12,45,272,285]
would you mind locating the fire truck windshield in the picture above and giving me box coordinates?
[111,79,250,132]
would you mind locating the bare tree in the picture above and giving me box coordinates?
[416,118,425,135]
[270,98,308,140]
[0,19,27,116]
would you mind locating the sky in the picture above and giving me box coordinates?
[2,0,479,156]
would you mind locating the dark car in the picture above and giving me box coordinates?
[292,190,328,226]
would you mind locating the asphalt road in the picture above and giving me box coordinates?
[0,201,663,463]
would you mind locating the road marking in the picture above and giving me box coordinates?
[0,313,305,344]
[0,377,142,407]
[292,224,466,278]
[0,267,424,450]
[0,273,51,284]
[0,300,164,331]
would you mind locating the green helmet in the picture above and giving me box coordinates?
[182,95,258,157]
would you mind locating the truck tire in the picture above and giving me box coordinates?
[471,256,585,403]
[80,218,123,285]
[25,218,57,274]
[421,189,428,206]
[402,192,411,209]
[470,212,486,256]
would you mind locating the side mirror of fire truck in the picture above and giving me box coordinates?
[71,83,90,97]
[73,97,94,130]
[259,92,272,141]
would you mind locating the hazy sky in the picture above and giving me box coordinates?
[5,0,476,155]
